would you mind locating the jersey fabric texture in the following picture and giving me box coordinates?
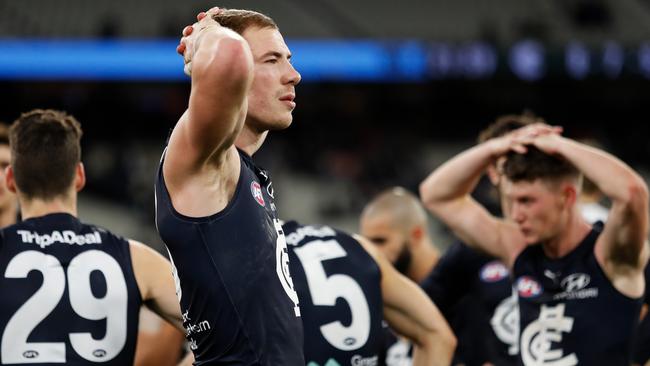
[420,241,518,366]
[283,221,383,366]
[513,227,642,366]
[155,149,304,366]
[0,213,141,365]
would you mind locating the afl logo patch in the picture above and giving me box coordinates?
[517,276,542,298]
[480,261,509,282]
[251,181,265,207]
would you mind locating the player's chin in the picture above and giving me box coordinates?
[268,114,294,130]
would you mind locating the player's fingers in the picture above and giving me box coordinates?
[182,25,193,37]
[176,43,186,55]
[197,12,206,21]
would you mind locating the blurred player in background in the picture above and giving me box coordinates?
[0,122,18,227]
[420,121,648,365]
[284,220,455,366]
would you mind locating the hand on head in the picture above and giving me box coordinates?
[489,122,563,157]
[176,7,224,75]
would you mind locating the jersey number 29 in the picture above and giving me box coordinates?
[1,250,128,364]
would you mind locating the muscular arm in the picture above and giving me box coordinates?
[355,236,456,366]
[129,240,184,332]
[538,136,649,295]
[164,20,253,204]
[419,140,521,267]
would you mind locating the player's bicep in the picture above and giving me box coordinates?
[598,194,649,269]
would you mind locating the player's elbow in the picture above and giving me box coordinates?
[417,322,456,358]
[419,180,441,214]
[619,175,649,213]
[193,35,253,86]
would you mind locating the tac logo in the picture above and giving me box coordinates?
[517,276,543,298]
[561,273,590,292]
[250,181,265,207]
[480,261,509,282]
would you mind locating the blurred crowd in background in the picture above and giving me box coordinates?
[1,0,649,250]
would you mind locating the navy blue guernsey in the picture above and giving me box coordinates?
[632,263,650,365]
[155,149,304,365]
[283,221,383,366]
[0,213,141,365]
[514,227,643,366]
[421,242,518,366]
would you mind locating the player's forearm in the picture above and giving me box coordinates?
[420,141,496,212]
[555,137,648,207]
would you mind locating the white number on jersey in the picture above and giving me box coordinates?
[1,250,128,364]
[294,239,371,351]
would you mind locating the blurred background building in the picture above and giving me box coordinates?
[1,0,649,249]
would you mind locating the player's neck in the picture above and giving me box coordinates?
[408,242,439,282]
[0,202,18,227]
[235,125,269,156]
[19,196,77,221]
[541,211,591,259]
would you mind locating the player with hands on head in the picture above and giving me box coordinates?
[156,6,305,365]
[420,121,648,365]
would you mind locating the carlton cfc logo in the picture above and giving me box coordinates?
[480,261,509,282]
[250,181,265,207]
[517,276,543,298]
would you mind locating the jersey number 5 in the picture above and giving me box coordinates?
[1,250,128,364]
[294,240,371,351]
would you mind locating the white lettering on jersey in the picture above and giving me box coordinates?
[284,225,337,246]
[16,230,102,249]
[385,339,412,366]
[490,288,520,355]
[273,219,301,317]
[520,304,577,366]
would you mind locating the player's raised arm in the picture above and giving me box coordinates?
[165,11,253,187]
[419,123,561,267]
[355,235,456,366]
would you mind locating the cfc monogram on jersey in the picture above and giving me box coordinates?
[514,228,642,366]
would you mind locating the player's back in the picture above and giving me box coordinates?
[0,213,142,365]
[283,221,383,366]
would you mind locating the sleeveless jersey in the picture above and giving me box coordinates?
[420,241,518,366]
[633,263,650,365]
[514,227,643,366]
[0,213,141,365]
[283,221,383,366]
[155,149,304,365]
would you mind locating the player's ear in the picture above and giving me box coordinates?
[6,165,17,194]
[561,182,577,208]
[75,162,86,192]
[410,225,424,246]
